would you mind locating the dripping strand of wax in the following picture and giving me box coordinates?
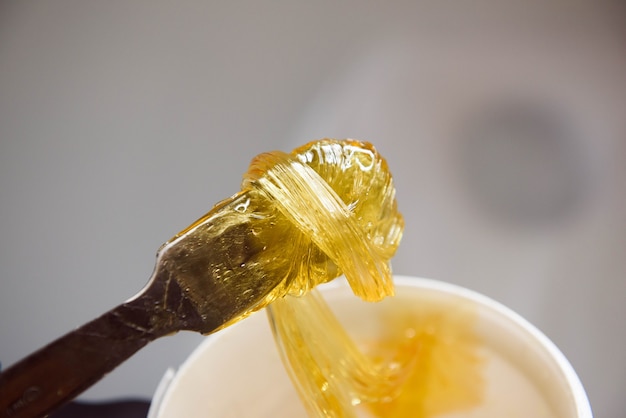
[244,140,407,416]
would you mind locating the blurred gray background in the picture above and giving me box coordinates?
[1,1,624,416]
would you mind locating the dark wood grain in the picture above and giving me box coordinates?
[0,271,189,418]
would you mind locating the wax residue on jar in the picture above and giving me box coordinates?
[268,287,484,418]
[362,297,484,417]
[268,289,413,417]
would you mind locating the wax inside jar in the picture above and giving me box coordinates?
[269,285,485,418]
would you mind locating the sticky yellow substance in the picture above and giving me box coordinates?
[362,298,484,417]
[255,140,483,417]
[243,139,403,301]
[269,286,484,417]
[163,139,401,332]
[188,139,483,416]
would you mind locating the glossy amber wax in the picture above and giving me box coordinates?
[362,297,483,418]
[269,285,484,418]
[164,139,402,333]
[182,139,482,416]
[260,140,482,417]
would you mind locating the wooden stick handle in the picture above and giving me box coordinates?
[0,296,173,418]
